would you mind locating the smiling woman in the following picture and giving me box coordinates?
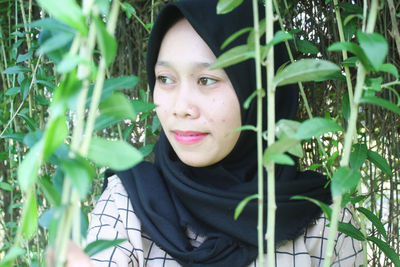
[153,19,241,167]
[84,0,363,266]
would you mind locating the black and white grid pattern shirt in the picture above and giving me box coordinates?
[87,175,364,267]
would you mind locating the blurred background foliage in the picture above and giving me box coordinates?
[0,0,398,266]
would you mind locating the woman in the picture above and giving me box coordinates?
[86,0,363,266]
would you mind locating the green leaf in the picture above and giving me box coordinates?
[264,138,300,156]
[2,65,31,74]
[38,177,61,206]
[0,182,13,191]
[294,118,343,140]
[152,115,160,133]
[37,32,74,55]
[350,144,367,170]
[341,56,358,67]
[264,153,295,166]
[342,93,350,121]
[5,87,21,96]
[17,50,33,63]
[139,144,154,157]
[36,0,87,36]
[99,92,137,121]
[88,138,143,170]
[60,156,94,199]
[357,207,387,241]
[84,239,127,257]
[365,77,383,92]
[296,39,319,54]
[18,113,38,132]
[221,27,253,50]
[291,195,332,221]
[94,114,123,131]
[359,96,400,116]
[260,31,293,60]
[131,100,156,114]
[43,116,68,161]
[211,45,255,69]
[217,0,244,14]
[93,17,117,66]
[87,76,140,107]
[273,59,340,87]
[275,119,303,157]
[337,222,366,241]
[366,150,392,176]
[121,3,135,18]
[18,142,43,191]
[331,167,362,197]
[379,63,399,79]
[20,191,38,240]
[0,246,26,264]
[328,42,371,69]
[229,125,257,136]
[234,194,257,220]
[56,55,85,73]
[357,31,388,71]
[367,236,400,266]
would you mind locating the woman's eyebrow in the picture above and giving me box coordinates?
[155,60,213,69]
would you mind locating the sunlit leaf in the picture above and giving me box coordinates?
[234,194,257,220]
[296,39,319,54]
[379,63,399,79]
[38,177,61,206]
[0,182,13,192]
[264,153,295,166]
[291,195,332,220]
[216,0,244,14]
[273,59,340,87]
[2,65,31,74]
[367,236,400,266]
[93,16,117,66]
[360,96,400,117]
[36,0,87,35]
[139,144,154,157]
[366,150,392,176]
[337,222,366,241]
[17,142,43,191]
[43,115,68,161]
[357,207,387,241]
[211,45,255,69]
[84,239,127,257]
[88,138,143,170]
[331,167,361,197]
[357,31,388,71]
[350,144,367,170]
[294,117,343,140]
[221,27,253,50]
[60,156,94,199]
[20,191,38,240]
[94,114,123,131]
[0,246,25,264]
[99,92,137,121]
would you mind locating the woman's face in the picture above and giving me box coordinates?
[153,19,241,167]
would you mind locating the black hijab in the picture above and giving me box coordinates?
[113,1,332,266]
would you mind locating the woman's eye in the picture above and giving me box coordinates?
[198,77,217,86]
[157,75,173,84]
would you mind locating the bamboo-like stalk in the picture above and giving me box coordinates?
[250,0,264,265]
[264,0,277,266]
[323,2,379,266]
[53,2,120,266]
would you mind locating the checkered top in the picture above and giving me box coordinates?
[87,175,364,267]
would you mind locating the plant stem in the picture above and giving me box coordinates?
[251,0,264,265]
[323,0,379,261]
[265,0,277,266]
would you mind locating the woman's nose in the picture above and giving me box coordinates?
[172,85,200,119]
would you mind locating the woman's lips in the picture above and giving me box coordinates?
[173,130,208,145]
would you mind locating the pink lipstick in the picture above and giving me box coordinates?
[173,131,208,145]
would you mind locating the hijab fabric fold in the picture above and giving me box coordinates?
[111,1,332,266]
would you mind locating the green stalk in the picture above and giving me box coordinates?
[333,0,354,104]
[272,0,332,178]
[250,0,264,265]
[265,0,276,266]
[323,2,378,264]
